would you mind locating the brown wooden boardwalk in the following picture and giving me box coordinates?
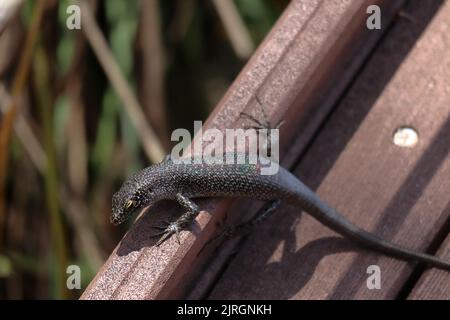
[82,0,450,299]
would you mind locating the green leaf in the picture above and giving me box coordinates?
[0,254,12,278]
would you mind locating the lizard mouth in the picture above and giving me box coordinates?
[110,215,123,225]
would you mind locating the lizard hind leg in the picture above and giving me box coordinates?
[216,200,281,242]
[240,96,284,130]
[198,200,281,255]
[240,97,284,157]
[240,96,271,130]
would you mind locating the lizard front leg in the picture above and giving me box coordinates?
[153,193,200,246]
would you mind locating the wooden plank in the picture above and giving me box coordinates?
[407,0,450,298]
[406,1,450,299]
[208,0,450,299]
[186,0,407,299]
[81,0,406,299]
[409,234,450,299]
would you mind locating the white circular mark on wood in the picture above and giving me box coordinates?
[393,127,419,147]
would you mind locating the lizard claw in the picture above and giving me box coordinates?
[152,221,182,246]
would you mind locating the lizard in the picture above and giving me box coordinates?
[111,152,450,271]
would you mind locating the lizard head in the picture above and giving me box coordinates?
[110,164,170,225]
[111,179,145,225]
[110,182,139,225]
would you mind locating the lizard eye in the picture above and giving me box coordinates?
[124,199,135,210]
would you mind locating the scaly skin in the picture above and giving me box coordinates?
[111,155,450,271]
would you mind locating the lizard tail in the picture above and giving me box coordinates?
[291,182,450,271]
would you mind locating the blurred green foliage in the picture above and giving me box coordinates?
[0,0,285,299]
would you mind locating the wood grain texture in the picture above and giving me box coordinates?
[409,234,450,299]
[405,3,450,299]
[208,0,450,300]
[82,0,407,299]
